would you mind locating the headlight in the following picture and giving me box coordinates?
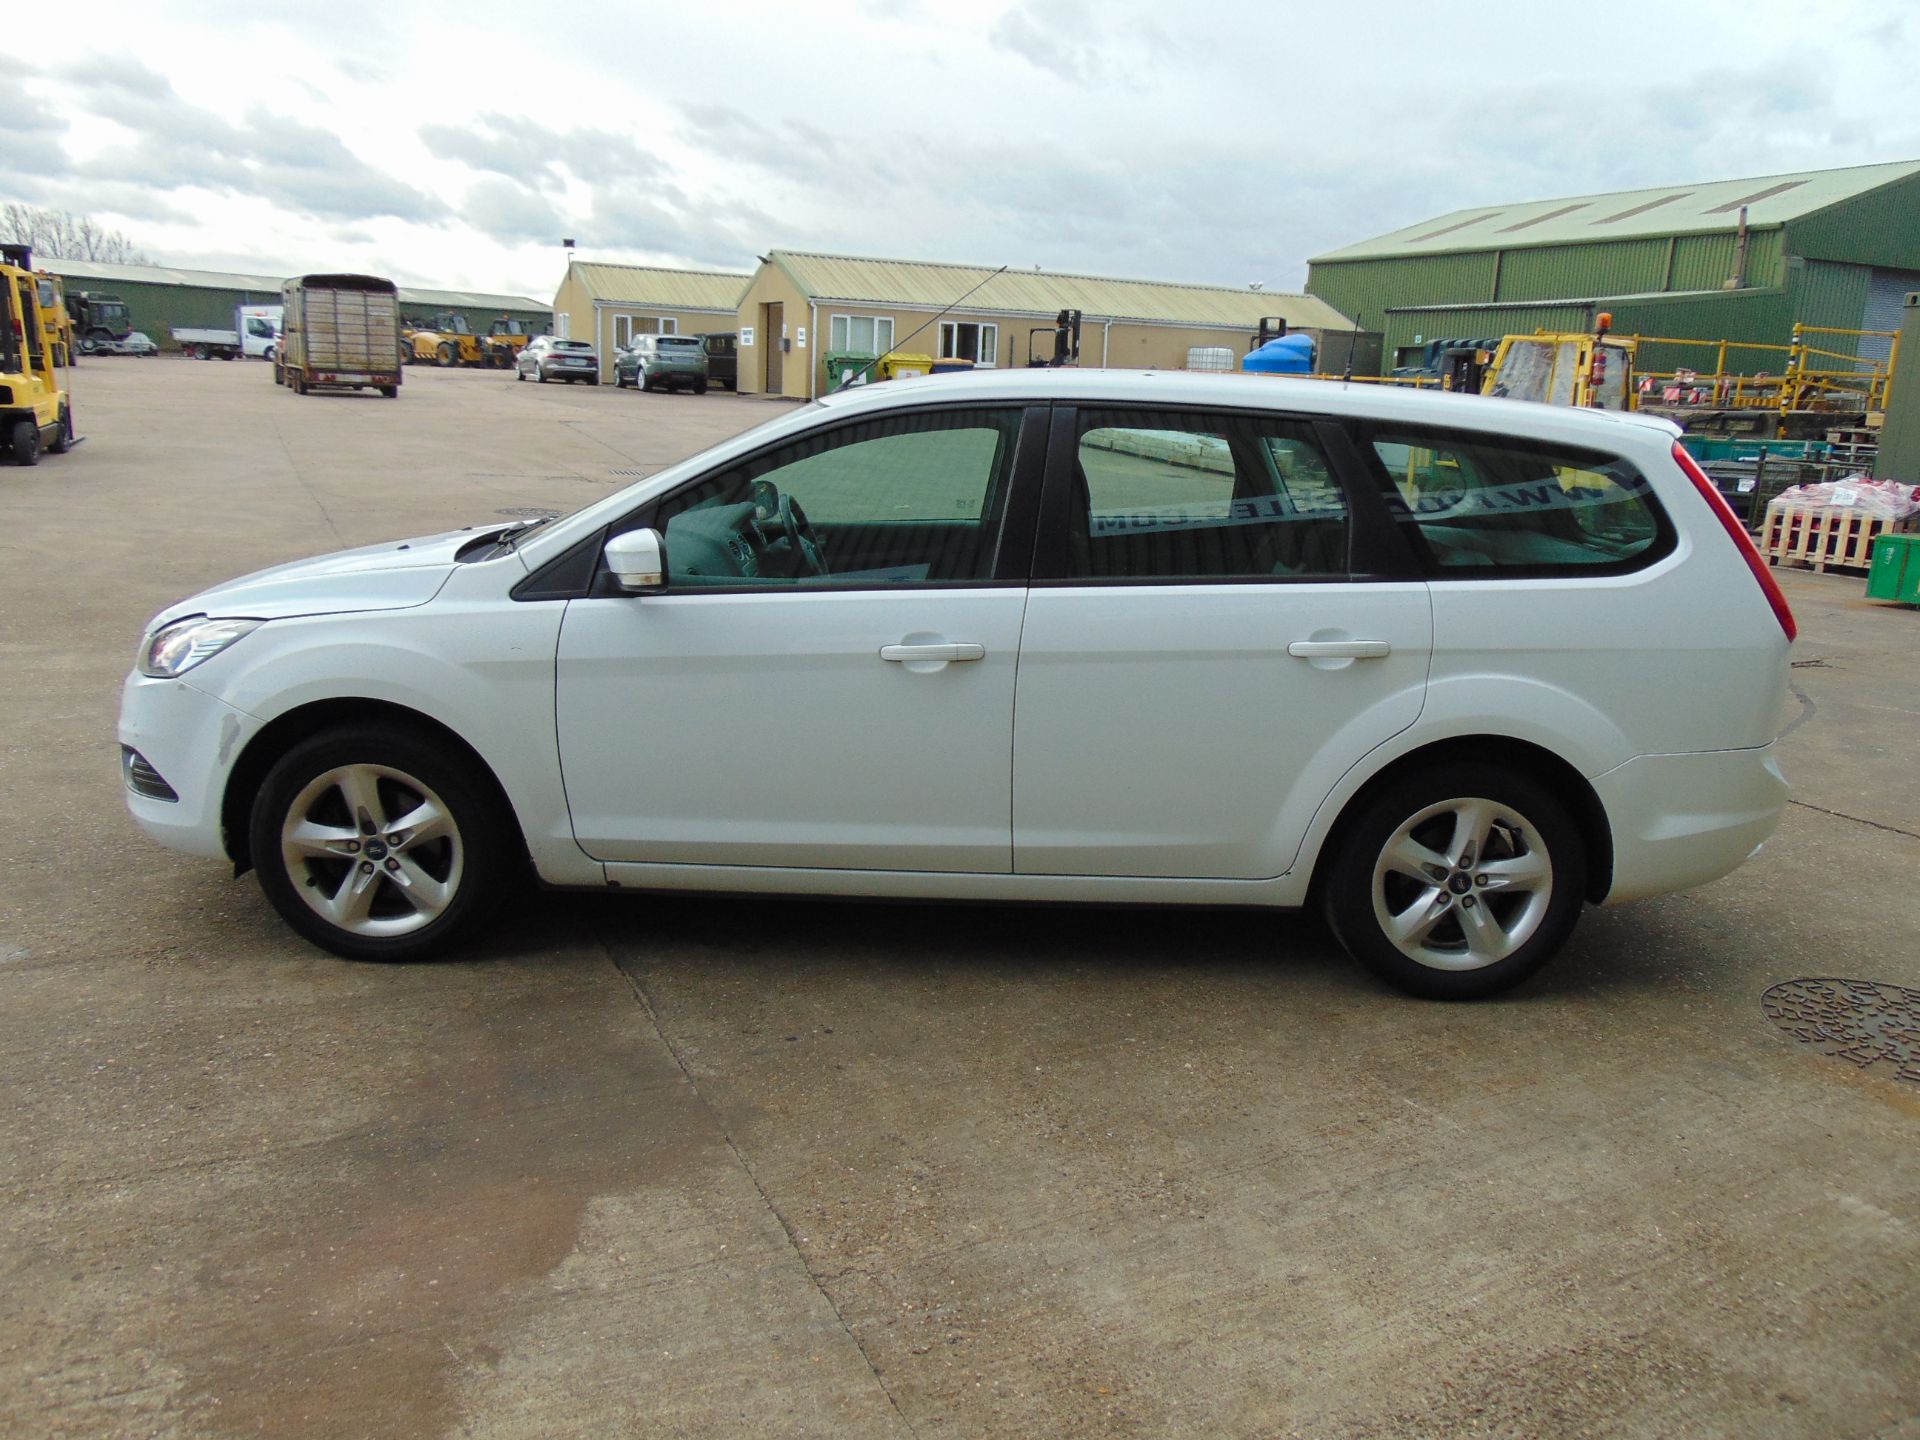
[139,616,262,678]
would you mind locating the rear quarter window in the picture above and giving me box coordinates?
[1363,426,1673,575]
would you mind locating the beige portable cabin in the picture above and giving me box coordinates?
[733,250,1365,400]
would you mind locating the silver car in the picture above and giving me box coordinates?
[516,336,599,385]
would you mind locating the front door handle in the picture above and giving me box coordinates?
[880,642,986,663]
[1287,639,1391,660]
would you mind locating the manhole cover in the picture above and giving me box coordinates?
[495,506,561,518]
[1763,978,1920,1084]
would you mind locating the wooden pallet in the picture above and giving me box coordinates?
[1762,502,1919,572]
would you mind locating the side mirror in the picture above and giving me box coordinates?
[604,528,667,593]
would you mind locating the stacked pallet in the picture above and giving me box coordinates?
[1762,498,1919,572]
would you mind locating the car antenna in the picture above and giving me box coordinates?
[1340,310,1363,387]
[841,265,1010,390]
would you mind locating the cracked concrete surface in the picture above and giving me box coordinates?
[1,361,1916,1438]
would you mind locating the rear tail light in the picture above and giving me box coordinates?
[1672,441,1796,642]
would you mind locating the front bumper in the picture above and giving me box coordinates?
[1592,743,1789,904]
[118,672,264,860]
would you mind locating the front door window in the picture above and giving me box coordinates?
[649,408,1024,588]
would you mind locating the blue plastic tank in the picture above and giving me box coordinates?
[1242,332,1316,374]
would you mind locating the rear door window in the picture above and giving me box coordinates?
[1067,410,1350,580]
[1364,427,1671,573]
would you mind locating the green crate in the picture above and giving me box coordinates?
[1679,435,1830,465]
[1866,532,1920,603]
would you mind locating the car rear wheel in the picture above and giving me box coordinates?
[694,380,708,395]
[250,727,513,961]
[1324,762,1585,1000]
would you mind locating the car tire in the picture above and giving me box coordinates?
[694,380,709,395]
[538,370,548,383]
[516,367,526,382]
[249,726,515,962]
[10,418,41,466]
[380,385,398,398]
[1323,762,1586,1000]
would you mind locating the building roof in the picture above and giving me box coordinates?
[567,261,751,311]
[768,249,1354,330]
[1312,159,1920,263]
[41,257,549,312]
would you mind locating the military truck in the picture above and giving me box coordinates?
[64,288,133,354]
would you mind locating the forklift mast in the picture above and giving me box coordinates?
[1027,308,1083,367]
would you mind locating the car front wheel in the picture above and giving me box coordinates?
[1324,762,1585,1000]
[249,727,512,961]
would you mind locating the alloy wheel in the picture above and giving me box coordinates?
[279,763,464,938]
[1370,796,1553,971]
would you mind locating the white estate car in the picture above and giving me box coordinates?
[119,370,1794,998]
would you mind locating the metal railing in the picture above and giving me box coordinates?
[1628,325,1898,415]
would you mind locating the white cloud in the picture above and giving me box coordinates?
[3,0,1915,300]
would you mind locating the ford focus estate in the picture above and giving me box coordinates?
[119,370,1794,998]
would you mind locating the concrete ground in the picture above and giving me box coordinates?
[1,357,1916,1439]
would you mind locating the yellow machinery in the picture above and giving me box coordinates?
[403,311,532,368]
[1482,315,1636,410]
[1301,313,1899,439]
[34,271,74,367]
[1,243,76,465]
[406,311,484,367]
[482,316,534,368]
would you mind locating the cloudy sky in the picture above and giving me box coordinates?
[7,1,1917,307]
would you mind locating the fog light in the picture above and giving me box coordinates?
[121,746,179,802]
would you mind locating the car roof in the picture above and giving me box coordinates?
[814,368,1682,446]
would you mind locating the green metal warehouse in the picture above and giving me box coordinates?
[1306,159,1920,377]
[43,258,550,351]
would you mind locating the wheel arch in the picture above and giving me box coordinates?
[1305,734,1614,908]
[220,696,529,876]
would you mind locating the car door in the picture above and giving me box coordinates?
[1012,404,1432,880]
[555,403,1044,872]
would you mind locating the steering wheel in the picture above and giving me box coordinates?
[776,493,831,577]
[746,480,829,577]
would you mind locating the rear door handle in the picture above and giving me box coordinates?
[880,643,986,663]
[1287,639,1391,660]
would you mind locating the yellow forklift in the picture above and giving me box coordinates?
[1,244,75,465]
[1479,313,1636,409]
[34,270,75,367]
